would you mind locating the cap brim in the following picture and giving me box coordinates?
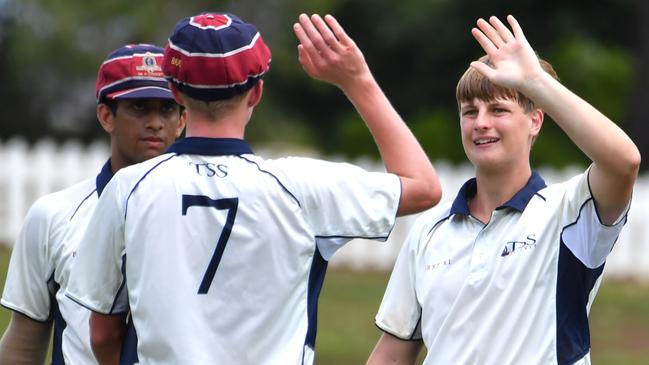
[106,86,174,100]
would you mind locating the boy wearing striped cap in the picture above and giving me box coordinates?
[0,44,185,364]
[66,12,441,365]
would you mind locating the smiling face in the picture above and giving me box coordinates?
[459,97,543,173]
[97,99,186,171]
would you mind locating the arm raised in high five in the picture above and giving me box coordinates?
[471,15,640,224]
[293,14,441,216]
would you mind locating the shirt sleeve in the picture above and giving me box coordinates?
[66,176,129,314]
[1,197,60,321]
[559,167,630,269]
[273,157,401,259]
[374,213,429,340]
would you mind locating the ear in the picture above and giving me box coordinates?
[529,108,544,138]
[176,108,188,137]
[97,103,115,134]
[170,83,185,106]
[247,80,264,108]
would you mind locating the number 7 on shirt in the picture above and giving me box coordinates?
[181,194,239,294]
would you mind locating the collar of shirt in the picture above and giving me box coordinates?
[450,171,547,215]
[166,137,254,156]
[95,159,115,197]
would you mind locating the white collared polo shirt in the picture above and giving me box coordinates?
[67,137,401,365]
[376,169,629,365]
[1,160,122,365]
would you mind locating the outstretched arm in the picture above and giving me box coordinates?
[470,15,640,224]
[0,312,51,365]
[293,14,441,216]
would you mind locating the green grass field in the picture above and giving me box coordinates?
[0,247,647,364]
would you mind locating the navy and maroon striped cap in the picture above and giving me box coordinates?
[96,44,173,102]
[162,13,272,101]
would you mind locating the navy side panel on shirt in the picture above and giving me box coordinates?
[119,317,139,365]
[556,240,604,365]
[49,279,65,365]
[304,247,328,351]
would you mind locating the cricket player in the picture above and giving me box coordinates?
[0,44,186,364]
[367,15,641,365]
[65,12,441,365]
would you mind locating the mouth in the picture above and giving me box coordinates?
[141,137,164,147]
[473,137,499,146]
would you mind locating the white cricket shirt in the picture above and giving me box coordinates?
[1,161,115,365]
[376,169,629,365]
[66,137,401,365]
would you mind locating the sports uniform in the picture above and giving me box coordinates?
[1,43,177,364]
[375,169,629,365]
[2,163,113,364]
[63,11,443,365]
[67,138,401,364]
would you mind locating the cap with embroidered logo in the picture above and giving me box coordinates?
[96,44,174,102]
[162,13,272,101]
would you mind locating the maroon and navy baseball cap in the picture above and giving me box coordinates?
[162,13,271,101]
[96,44,174,102]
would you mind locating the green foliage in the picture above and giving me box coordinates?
[0,0,640,169]
[549,37,633,123]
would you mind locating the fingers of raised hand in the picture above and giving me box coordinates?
[476,18,505,49]
[471,26,498,55]
[488,16,515,43]
[323,14,354,48]
[506,15,527,43]
[310,14,344,53]
[296,14,336,60]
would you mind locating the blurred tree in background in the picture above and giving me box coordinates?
[0,0,645,170]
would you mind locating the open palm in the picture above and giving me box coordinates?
[470,15,545,90]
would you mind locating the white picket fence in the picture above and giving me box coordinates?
[1,138,648,280]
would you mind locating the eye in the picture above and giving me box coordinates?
[130,100,146,111]
[161,101,180,115]
[462,109,477,117]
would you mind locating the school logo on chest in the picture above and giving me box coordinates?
[500,233,537,257]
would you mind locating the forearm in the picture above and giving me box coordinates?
[366,333,422,365]
[90,312,127,365]
[343,77,441,215]
[0,313,51,365]
[522,72,640,177]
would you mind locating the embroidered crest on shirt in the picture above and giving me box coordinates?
[501,234,537,257]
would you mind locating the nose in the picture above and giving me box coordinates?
[144,111,164,131]
[473,110,491,130]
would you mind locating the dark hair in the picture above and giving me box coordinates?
[100,99,119,115]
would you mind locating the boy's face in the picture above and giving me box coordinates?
[98,99,186,170]
[459,98,542,173]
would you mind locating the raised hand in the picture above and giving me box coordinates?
[470,15,545,91]
[293,14,372,91]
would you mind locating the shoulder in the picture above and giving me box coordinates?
[116,153,177,179]
[407,201,454,244]
[251,155,366,174]
[537,170,590,203]
[26,178,96,224]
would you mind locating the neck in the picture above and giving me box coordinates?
[469,164,532,223]
[184,109,247,139]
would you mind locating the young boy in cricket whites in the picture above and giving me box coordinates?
[65,12,440,365]
[0,44,185,365]
[368,15,640,365]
